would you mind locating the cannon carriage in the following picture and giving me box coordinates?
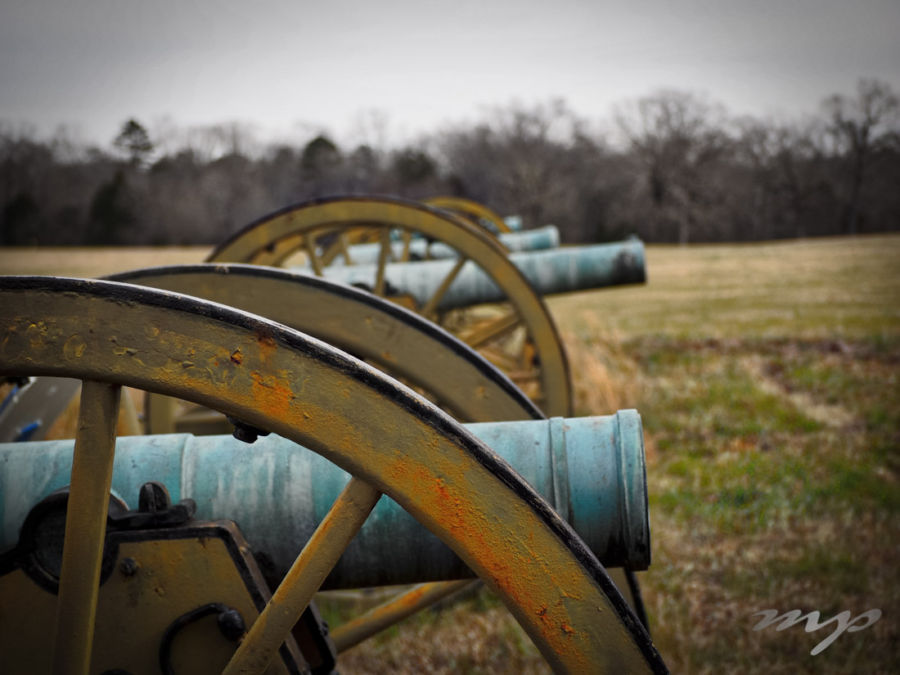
[0,196,666,673]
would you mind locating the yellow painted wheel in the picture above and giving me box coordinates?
[425,195,512,234]
[110,264,543,434]
[5,262,545,657]
[0,276,665,673]
[208,196,572,416]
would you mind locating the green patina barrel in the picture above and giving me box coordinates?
[310,238,646,310]
[0,412,648,589]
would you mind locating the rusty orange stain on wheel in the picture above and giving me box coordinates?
[380,453,592,665]
[249,371,295,418]
[256,332,277,363]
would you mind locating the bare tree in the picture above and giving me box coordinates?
[736,117,838,239]
[617,90,731,243]
[437,100,589,235]
[822,79,899,234]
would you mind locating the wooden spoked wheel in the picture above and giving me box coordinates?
[207,196,572,417]
[0,277,665,673]
[1,263,546,658]
[112,264,543,435]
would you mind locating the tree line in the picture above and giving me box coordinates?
[1,78,898,246]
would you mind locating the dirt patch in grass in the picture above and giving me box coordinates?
[740,354,856,428]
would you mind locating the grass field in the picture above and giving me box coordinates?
[2,235,898,672]
[551,235,899,674]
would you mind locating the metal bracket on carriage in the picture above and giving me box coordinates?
[227,415,272,444]
[107,480,197,531]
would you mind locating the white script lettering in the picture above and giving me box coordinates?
[752,608,882,655]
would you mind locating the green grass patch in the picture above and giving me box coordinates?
[631,342,824,438]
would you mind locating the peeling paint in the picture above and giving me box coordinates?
[63,334,86,360]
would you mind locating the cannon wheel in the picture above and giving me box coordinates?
[424,196,512,234]
[0,277,665,673]
[110,264,543,434]
[207,196,572,417]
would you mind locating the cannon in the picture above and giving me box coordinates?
[209,195,575,416]
[206,196,645,418]
[309,238,646,312]
[0,276,667,673]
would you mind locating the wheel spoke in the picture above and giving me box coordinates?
[373,228,392,296]
[319,231,353,267]
[339,232,354,265]
[518,339,537,371]
[117,389,142,436]
[145,393,179,434]
[479,345,522,373]
[507,368,542,384]
[246,234,304,266]
[52,380,121,675]
[400,230,413,262]
[331,579,474,653]
[460,311,521,349]
[420,256,467,320]
[223,477,381,674]
[304,235,324,276]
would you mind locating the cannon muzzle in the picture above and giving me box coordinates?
[313,238,646,311]
[0,412,649,589]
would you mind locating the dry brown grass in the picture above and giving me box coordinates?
[563,316,642,415]
[0,245,211,277]
[335,600,550,674]
[549,234,900,340]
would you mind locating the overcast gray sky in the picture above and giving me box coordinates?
[2,0,898,148]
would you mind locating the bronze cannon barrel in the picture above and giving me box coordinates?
[307,238,646,311]
[0,413,650,589]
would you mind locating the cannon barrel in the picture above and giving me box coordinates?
[0,412,649,588]
[328,225,560,266]
[312,238,646,311]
